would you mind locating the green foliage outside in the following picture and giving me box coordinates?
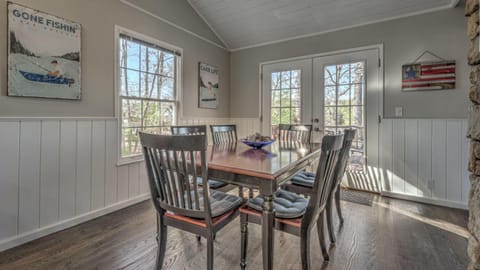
[120,38,176,157]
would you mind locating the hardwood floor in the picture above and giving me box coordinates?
[0,193,468,270]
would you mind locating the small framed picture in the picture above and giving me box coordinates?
[198,62,219,109]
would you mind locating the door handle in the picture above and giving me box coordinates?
[314,128,322,132]
[312,118,319,123]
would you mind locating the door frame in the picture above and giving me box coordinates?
[258,44,384,126]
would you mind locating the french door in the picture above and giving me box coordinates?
[261,59,312,136]
[313,49,381,192]
[261,47,382,192]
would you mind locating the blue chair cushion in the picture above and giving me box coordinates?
[196,177,228,189]
[185,189,243,218]
[290,171,315,187]
[247,189,308,219]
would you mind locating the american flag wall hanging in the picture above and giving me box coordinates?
[401,61,456,91]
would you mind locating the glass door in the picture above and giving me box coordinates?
[261,59,312,137]
[323,61,366,171]
[313,49,381,192]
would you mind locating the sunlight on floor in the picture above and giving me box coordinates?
[374,201,469,239]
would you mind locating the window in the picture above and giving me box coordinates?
[117,28,181,161]
[324,62,365,171]
[270,70,302,136]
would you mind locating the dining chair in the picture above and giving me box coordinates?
[210,124,254,198]
[278,124,313,143]
[284,129,357,243]
[210,124,238,144]
[171,125,206,136]
[239,134,344,270]
[171,125,227,189]
[139,133,243,270]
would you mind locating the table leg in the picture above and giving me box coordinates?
[262,194,274,270]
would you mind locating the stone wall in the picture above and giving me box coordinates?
[467,1,480,269]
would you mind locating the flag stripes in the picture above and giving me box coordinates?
[402,61,455,91]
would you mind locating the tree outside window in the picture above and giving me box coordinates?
[119,33,178,158]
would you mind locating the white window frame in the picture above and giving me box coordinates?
[114,25,183,165]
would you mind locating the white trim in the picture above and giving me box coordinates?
[230,4,457,52]
[186,0,229,49]
[381,191,468,210]
[0,194,150,252]
[259,44,384,66]
[119,0,228,51]
[178,116,231,121]
[449,0,460,8]
[114,25,183,164]
[116,157,144,167]
[0,117,116,121]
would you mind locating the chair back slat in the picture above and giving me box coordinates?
[210,125,237,144]
[158,150,173,206]
[277,124,312,143]
[172,151,185,208]
[140,133,210,219]
[180,150,193,209]
[302,134,343,226]
[189,150,201,211]
[333,129,357,188]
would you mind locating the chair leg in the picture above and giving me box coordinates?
[248,188,254,199]
[155,214,168,270]
[206,233,214,270]
[317,212,329,261]
[240,215,249,270]
[300,228,311,270]
[335,188,344,224]
[326,198,336,243]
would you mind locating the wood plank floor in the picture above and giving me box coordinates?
[0,194,469,270]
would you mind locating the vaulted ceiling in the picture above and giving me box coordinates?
[187,0,458,50]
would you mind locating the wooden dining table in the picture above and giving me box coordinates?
[206,141,322,270]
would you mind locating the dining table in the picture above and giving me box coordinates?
[206,140,322,270]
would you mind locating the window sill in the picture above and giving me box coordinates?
[116,156,144,167]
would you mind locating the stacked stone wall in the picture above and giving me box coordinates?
[467,1,480,269]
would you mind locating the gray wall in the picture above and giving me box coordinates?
[230,7,469,119]
[0,0,230,118]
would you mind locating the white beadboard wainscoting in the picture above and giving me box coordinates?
[0,118,150,252]
[380,118,469,209]
[0,117,260,252]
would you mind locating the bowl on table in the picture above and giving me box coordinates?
[240,138,275,149]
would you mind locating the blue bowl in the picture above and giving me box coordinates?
[240,139,275,149]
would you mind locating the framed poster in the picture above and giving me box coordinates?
[401,60,455,92]
[7,2,81,99]
[198,62,219,109]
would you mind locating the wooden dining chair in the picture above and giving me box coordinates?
[139,133,243,270]
[210,124,237,144]
[171,125,206,136]
[171,125,227,189]
[239,134,344,270]
[210,124,254,198]
[283,129,357,243]
[278,124,313,143]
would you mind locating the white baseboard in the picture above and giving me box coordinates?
[381,191,468,210]
[0,194,150,252]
